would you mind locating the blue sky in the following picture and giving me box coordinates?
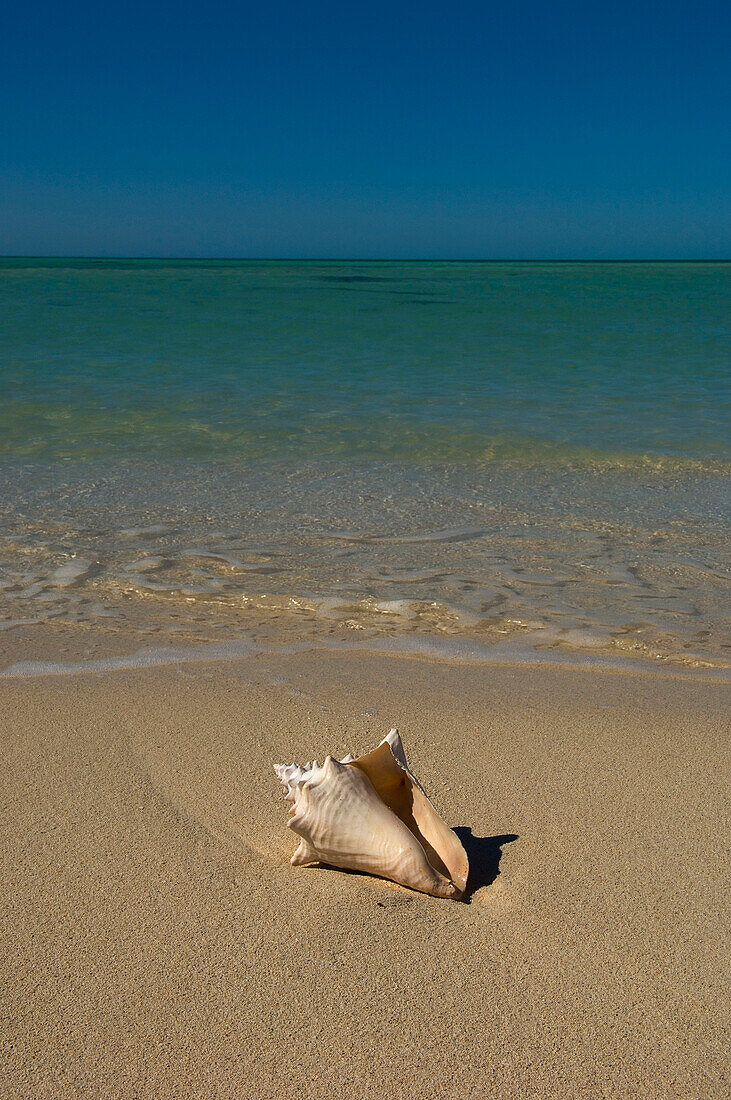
[1,0,729,257]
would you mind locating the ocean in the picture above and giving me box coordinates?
[1,258,729,670]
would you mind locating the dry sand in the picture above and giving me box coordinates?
[1,650,728,1099]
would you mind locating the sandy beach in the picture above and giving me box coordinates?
[2,647,728,1099]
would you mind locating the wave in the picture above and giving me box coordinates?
[1,401,729,475]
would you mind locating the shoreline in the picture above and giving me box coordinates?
[3,455,729,672]
[1,621,729,682]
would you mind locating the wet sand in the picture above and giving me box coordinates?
[1,650,728,1098]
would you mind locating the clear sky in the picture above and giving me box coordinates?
[1,0,729,258]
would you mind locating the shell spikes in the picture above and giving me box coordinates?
[274,729,468,900]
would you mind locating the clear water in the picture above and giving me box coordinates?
[1,259,729,669]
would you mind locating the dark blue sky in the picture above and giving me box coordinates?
[1,0,729,257]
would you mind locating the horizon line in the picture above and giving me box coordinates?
[0,255,728,263]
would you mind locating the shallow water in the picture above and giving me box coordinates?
[1,260,729,669]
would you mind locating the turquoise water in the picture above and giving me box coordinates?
[0,259,729,668]
[2,259,729,467]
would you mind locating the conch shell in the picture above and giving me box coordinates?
[274,729,468,900]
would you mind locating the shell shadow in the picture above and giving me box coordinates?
[453,828,519,902]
